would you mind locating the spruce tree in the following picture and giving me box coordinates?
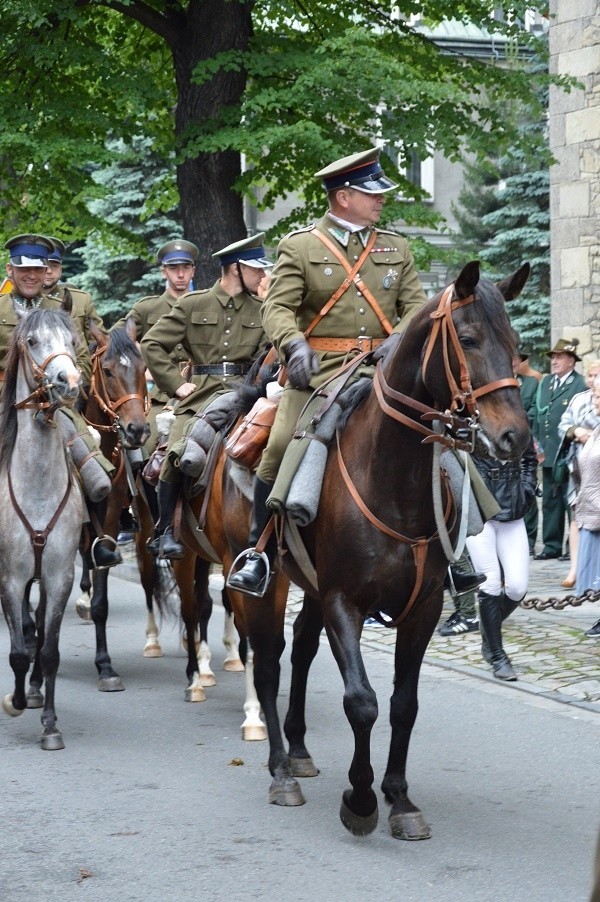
[70,136,182,326]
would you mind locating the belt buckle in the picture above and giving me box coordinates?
[222,362,234,376]
[357,336,373,353]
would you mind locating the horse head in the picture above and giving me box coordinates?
[14,308,81,408]
[384,261,531,461]
[88,320,150,450]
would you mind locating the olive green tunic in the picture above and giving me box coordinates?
[257,214,427,482]
[46,284,105,386]
[141,280,267,481]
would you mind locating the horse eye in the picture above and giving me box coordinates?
[102,367,113,378]
[27,336,37,347]
[459,336,477,350]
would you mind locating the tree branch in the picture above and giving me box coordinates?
[79,0,184,48]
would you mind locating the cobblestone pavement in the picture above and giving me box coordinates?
[116,541,599,713]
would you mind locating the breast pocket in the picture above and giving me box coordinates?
[306,248,345,301]
[238,311,264,354]
[188,311,220,351]
[368,250,405,293]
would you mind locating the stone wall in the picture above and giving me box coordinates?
[549,0,600,361]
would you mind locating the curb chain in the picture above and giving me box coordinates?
[521,588,600,611]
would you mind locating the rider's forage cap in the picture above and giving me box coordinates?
[157,239,199,266]
[315,148,398,194]
[212,233,273,269]
[547,338,581,362]
[48,237,66,262]
[5,233,54,267]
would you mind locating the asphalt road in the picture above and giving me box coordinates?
[0,573,598,902]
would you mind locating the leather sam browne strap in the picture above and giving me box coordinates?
[304,229,394,338]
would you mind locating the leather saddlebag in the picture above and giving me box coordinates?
[224,396,278,470]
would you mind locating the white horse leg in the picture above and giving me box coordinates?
[198,640,216,687]
[2,694,24,717]
[222,610,244,672]
[184,671,207,703]
[143,609,163,658]
[75,589,92,622]
[241,649,267,741]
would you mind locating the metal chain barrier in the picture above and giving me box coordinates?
[521,587,600,611]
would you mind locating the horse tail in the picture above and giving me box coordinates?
[152,560,180,620]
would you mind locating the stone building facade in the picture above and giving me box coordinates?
[549,1,600,361]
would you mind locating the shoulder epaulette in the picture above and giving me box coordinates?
[375,227,403,237]
[136,295,161,304]
[284,224,316,239]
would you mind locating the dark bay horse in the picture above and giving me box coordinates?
[77,322,150,690]
[0,310,84,749]
[221,261,532,838]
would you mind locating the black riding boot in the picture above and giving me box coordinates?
[477,590,517,681]
[227,477,276,597]
[88,497,123,570]
[481,591,523,663]
[146,480,185,559]
[445,565,486,596]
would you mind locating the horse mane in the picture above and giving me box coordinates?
[104,327,143,362]
[231,346,280,417]
[0,309,78,471]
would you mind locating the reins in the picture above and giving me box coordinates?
[8,466,72,581]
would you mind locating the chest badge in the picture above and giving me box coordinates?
[383,268,398,289]
[323,267,333,276]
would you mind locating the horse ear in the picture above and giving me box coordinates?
[125,316,138,343]
[496,263,531,301]
[61,286,73,314]
[453,261,480,299]
[88,319,106,348]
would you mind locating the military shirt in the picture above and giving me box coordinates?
[261,213,427,385]
[0,293,90,389]
[141,280,267,412]
[113,290,191,404]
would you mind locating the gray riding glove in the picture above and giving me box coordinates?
[283,338,320,390]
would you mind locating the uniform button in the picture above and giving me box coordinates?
[202,317,207,322]
[357,291,362,297]
[225,329,230,335]
[354,255,359,261]
[223,341,229,347]
[226,316,232,323]
[359,308,365,315]
[323,256,328,262]
[222,355,227,360]
[360,326,366,334]
[176,344,183,349]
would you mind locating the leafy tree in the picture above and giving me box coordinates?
[0,1,569,283]
[69,136,182,325]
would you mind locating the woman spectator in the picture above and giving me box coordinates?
[574,375,600,638]
[466,437,538,681]
[556,359,600,588]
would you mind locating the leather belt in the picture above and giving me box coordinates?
[307,336,385,353]
[191,362,251,376]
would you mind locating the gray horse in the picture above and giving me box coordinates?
[0,309,84,749]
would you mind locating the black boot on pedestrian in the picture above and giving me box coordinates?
[88,498,123,570]
[227,477,276,598]
[445,565,487,596]
[477,590,517,681]
[480,591,523,664]
[147,480,185,559]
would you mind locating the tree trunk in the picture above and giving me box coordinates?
[170,0,254,285]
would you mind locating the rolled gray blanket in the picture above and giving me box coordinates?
[56,410,111,502]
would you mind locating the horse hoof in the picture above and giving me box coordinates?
[241,723,267,742]
[26,689,44,709]
[143,644,163,658]
[223,658,244,673]
[2,694,24,717]
[289,756,319,778]
[389,810,431,841]
[41,732,65,751]
[98,677,125,692]
[75,592,93,622]
[340,790,379,836]
[269,777,305,807]
[184,686,206,703]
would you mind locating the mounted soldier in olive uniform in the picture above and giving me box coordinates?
[2,234,120,569]
[141,234,272,559]
[228,148,484,598]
